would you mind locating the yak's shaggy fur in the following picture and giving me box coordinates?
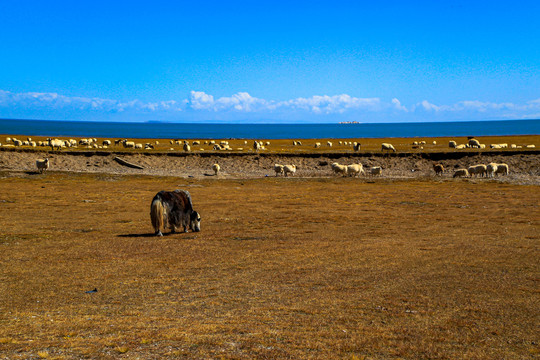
[150,190,201,236]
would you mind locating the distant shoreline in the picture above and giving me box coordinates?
[1,119,538,139]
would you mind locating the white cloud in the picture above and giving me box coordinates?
[277,94,381,114]
[189,91,214,110]
[391,98,408,112]
[0,90,183,113]
[1,89,539,121]
[189,91,269,112]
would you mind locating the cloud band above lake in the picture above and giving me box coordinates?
[1,89,539,122]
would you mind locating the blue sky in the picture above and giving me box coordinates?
[0,0,539,123]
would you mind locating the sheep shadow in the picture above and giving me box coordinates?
[25,171,42,176]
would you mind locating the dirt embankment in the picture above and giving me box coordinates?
[0,148,539,184]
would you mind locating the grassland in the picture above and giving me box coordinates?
[0,172,538,359]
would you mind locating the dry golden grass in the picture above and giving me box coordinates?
[0,173,538,359]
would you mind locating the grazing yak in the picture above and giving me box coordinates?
[150,190,201,236]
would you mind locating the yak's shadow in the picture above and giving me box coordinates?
[117,232,195,238]
[117,233,162,238]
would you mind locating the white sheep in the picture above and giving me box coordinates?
[433,164,444,175]
[381,143,396,152]
[283,164,296,177]
[49,139,64,150]
[347,164,365,177]
[449,140,457,148]
[526,144,536,148]
[36,158,49,173]
[212,163,220,175]
[353,143,361,152]
[13,139,23,146]
[327,141,332,147]
[486,163,498,177]
[103,140,112,146]
[370,166,382,176]
[331,162,348,176]
[314,142,321,148]
[123,140,135,148]
[468,164,487,177]
[135,143,143,149]
[253,140,261,152]
[183,143,191,152]
[274,164,284,176]
[468,139,481,148]
[495,163,509,176]
[453,169,469,178]
[455,144,466,149]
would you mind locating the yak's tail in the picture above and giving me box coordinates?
[150,197,165,236]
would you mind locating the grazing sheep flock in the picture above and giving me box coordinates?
[0,135,531,181]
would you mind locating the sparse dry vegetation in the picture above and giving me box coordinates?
[0,171,538,359]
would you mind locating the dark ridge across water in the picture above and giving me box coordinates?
[0,118,539,139]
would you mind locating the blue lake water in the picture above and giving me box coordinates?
[0,119,538,139]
